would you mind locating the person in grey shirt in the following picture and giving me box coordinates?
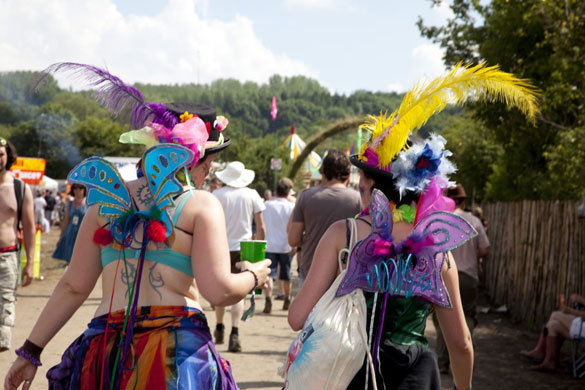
[288,150,361,285]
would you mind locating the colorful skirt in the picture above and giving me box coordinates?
[47,306,238,390]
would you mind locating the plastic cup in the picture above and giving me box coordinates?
[240,240,267,263]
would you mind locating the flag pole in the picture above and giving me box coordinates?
[271,96,278,192]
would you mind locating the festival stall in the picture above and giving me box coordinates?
[9,157,45,279]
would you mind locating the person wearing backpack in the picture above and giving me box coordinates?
[0,137,36,352]
[286,64,538,389]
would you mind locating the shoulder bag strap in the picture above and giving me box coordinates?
[337,218,358,272]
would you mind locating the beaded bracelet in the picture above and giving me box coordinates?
[15,339,43,366]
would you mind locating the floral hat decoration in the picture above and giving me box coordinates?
[39,63,230,167]
[351,62,539,199]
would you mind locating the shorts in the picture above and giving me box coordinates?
[230,251,241,273]
[0,251,19,349]
[267,252,292,280]
[570,317,585,339]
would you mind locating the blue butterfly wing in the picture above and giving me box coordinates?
[68,157,132,218]
[141,144,194,238]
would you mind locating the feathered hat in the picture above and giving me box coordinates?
[351,62,539,198]
[39,62,230,165]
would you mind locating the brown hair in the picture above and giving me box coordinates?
[0,137,18,170]
[276,178,294,197]
[319,149,351,182]
[69,183,87,197]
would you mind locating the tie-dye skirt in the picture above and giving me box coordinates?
[47,306,238,390]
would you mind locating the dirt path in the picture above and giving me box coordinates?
[1,229,582,389]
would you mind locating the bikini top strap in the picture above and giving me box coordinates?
[172,190,195,226]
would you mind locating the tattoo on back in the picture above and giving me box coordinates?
[149,263,165,300]
[137,183,154,206]
[121,262,137,298]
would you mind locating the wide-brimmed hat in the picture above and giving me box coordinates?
[215,161,255,188]
[446,184,467,199]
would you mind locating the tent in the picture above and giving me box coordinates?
[281,124,322,175]
[36,175,59,191]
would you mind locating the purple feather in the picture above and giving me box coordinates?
[40,62,175,129]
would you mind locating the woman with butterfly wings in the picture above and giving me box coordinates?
[287,63,539,390]
[4,63,271,390]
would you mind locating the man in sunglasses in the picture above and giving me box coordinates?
[0,137,35,352]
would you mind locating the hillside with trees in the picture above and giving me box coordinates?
[3,0,585,206]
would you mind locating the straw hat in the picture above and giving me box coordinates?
[215,161,255,188]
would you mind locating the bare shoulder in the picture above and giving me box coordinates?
[321,219,349,244]
[188,190,222,213]
[86,204,102,225]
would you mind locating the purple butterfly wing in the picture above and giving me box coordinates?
[405,211,478,307]
[336,189,392,297]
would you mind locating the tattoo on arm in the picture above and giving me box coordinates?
[149,263,165,300]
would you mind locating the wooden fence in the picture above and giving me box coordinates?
[482,201,585,329]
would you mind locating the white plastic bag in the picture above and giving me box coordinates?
[283,219,373,390]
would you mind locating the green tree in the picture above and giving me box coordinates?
[419,0,585,199]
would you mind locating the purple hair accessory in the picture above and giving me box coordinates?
[336,189,477,307]
[39,62,172,129]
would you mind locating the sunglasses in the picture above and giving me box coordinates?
[0,137,6,146]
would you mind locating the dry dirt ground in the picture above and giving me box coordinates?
[1,228,582,389]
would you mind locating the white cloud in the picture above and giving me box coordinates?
[385,82,404,93]
[411,43,446,81]
[433,0,454,20]
[0,0,316,87]
[285,0,334,8]
[383,43,445,93]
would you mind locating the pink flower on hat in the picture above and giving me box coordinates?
[151,116,209,165]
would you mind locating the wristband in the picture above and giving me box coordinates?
[241,269,259,321]
[15,339,43,366]
[244,269,259,292]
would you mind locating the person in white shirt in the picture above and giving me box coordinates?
[262,178,295,313]
[33,191,46,225]
[213,161,266,352]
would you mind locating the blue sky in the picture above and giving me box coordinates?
[0,0,454,94]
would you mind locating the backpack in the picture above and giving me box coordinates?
[282,218,376,390]
[13,178,25,249]
[13,178,25,227]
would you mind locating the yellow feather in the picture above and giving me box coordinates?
[366,62,539,167]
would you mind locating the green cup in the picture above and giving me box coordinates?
[240,240,267,263]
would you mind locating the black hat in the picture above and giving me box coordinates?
[349,154,394,179]
[164,102,231,155]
